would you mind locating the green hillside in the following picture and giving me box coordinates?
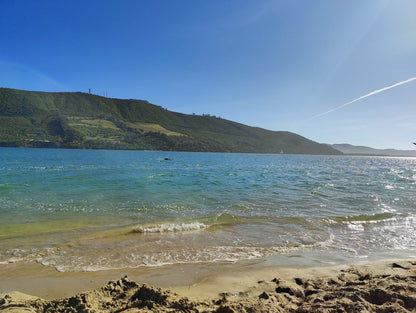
[0,88,341,154]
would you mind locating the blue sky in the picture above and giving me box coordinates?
[1,0,415,149]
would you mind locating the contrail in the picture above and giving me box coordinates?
[312,76,416,119]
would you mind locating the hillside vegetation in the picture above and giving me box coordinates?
[0,88,341,154]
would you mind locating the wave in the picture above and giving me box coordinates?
[132,222,208,233]
[3,241,324,272]
[0,183,30,191]
[323,212,401,225]
[131,212,239,234]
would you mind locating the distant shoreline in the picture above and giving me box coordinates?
[0,145,341,156]
[2,144,415,158]
[330,143,416,158]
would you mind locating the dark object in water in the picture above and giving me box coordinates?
[164,158,171,161]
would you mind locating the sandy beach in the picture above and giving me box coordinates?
[1,259,415,312]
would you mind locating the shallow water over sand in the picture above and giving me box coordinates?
[1,148,416,272]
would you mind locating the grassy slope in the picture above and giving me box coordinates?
[0,88,341,154]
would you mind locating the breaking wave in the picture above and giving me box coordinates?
[131,212,238,234]
[132,222,208,233]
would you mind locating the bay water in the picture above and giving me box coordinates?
[1,148,415,273]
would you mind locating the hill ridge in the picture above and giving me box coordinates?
[331,143,416,157]
[0,87,341,155]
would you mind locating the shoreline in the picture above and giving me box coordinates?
[1,258,415,312]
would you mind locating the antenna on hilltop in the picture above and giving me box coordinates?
[89,88,91,94]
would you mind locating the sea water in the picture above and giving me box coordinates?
[0,147,415,272]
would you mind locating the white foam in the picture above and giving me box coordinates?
[133,222,208,233]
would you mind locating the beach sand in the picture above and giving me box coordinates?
[1,259,415,312]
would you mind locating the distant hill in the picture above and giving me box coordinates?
[331,144,416,157]
[0,88,341,154]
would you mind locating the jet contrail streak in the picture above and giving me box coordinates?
[312,76,416,119]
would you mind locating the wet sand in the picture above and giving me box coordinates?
[1,259,416,312]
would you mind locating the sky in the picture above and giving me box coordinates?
[1,0,415,149]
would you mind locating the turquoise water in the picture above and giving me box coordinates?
[1,147,415,272]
